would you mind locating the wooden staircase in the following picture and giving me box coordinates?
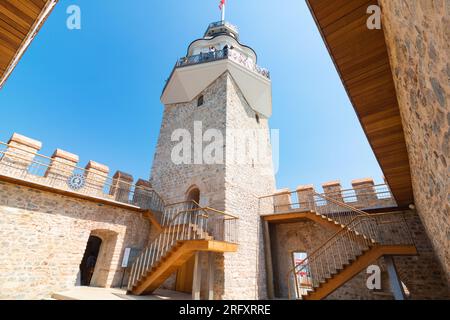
[281,194,418,300]
[128,202,238,296]
[131,240,237,295]
[300,244,417,300]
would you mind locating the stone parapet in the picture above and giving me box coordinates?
[0,132,157,209]
[322,181,343,202]
[273,189,292,213]
[351,178,378,204]
[296,185,315,211]
[0,133,42,176]
[109,171,134,203]
[45,149,79,187]
[84,160,110,196]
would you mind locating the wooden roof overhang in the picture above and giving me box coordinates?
[306,0,414,207]
[0,0,58,89]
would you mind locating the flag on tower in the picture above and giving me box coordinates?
[219,0,226,10]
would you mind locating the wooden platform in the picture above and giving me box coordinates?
[262,210,345,233]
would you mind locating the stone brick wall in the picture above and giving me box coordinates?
[270,210,449,299]
[0,180,151,299]
[380,0,450,282]
[222,75,276,299]
[150,72,276,299]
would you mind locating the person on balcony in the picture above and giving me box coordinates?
[223,45,229,57]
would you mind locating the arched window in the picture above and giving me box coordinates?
[197,95,204,107]
[255,113,260,124]
[186,186,200,205]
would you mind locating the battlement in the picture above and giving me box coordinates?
[0,133,164,212]
[263,178,397,215]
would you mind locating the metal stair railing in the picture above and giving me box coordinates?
[286,211,414,299]
[127,201,238,291]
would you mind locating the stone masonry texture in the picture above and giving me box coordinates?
[380,0,450,282]
[150,72,276,299]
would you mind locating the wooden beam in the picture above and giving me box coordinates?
[192,252,201,300]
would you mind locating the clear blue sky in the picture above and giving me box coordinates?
[0,0,384,192]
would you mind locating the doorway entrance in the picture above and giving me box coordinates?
[79,235,102,286]
[175,186,201,293]
[186,186,200,204]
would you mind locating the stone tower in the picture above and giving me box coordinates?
[150,21,276,299]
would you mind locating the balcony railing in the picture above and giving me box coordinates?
[206,21,239,35]
[176,48,270,79]
[0,141,165,212]
[259,184,397,217]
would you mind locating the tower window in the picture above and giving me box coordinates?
[197,95,204,107]
[255,113,260,124]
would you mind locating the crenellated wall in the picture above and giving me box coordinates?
[270,178,397,214]
[0,133,155,207]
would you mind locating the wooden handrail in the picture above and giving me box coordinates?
[314,192,369,216]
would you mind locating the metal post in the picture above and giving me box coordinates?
[221,3,226,21]
[385,256,406,300]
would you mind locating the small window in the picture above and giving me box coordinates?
[255,113,260,124]
[197,95,204,107]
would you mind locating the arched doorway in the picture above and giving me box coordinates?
[175,186,201,293]
[79,235,102,286]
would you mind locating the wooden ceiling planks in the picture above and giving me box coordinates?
[306,0,414,206]
[0,0,55,87]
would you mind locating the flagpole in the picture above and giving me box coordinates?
[221,3,226,21]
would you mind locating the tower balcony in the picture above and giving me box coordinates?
[176,48,270,79]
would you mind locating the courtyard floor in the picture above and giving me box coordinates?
[51,287,192,300]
